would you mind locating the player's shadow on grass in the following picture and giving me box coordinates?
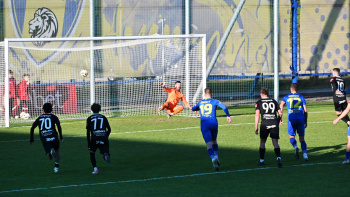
[1,130,346,192]
[307,143,346,161]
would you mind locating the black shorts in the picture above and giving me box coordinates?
[90,139,109,155]
[334,100,347,112]
[260,125,279,139]
[41,137,59,154]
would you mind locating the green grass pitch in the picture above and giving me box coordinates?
[0,102,349,196]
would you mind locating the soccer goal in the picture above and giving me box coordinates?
[0,35,206,127]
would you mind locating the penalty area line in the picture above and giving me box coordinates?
[0,161,340,194]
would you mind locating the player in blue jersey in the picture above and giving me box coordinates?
[280,83,308,161]
[333,99,350,164]
[192,88,231,171]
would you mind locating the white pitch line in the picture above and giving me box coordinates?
[0,161,340,194]
[0,121,333,143]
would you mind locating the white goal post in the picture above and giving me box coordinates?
[0,35,206,127]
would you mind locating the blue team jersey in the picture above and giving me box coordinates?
[192,98,230,122]
[282,93,306,121]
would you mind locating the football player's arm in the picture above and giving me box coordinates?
[192,103,200,111]
[279,101,285,123]
[334,104,350,125]
[255,109,260,135]
[160,83,172,93]
[106,118,111,137]
[302,98,308,128]
[218,102,231,124]
[56,117,64,142]
[181,95,191,109]
[30,120,38,145]
[330,78,337,93]
[86,119,91,149]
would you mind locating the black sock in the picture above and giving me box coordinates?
[338,114,349,124]
[274,148,281,158]
[55,162,59,168]
[90,152,97,167]
[259,148,266,159]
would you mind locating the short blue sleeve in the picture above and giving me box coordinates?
[282,95,287,103]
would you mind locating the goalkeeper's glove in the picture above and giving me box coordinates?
[160,82,165,88]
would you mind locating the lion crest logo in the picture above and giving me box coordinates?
[29,7,58,47]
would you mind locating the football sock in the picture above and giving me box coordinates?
[340,115,350,124]
[300,141,307,154]
[274,148,281,157]
[55,162,59,168]
[259,148,266,159]
[212,144,219,156]
[207,148,215,160]
[290,138,297,148]
[94,167,98,171]
[345,115,350,122]
[346,151,350,160]
[90,152,97,167]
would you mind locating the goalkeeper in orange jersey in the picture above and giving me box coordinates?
[157,81,192,118]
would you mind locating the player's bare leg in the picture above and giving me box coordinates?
[289,135,299,159]
[343,136,350,164]
[272,139,282,168]
[258,138,267,165]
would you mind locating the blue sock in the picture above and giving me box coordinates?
[301,141,307,154]
[346,151,350,160]
[207,148,215,160]
[212,144,219,157]
[290,138,297,148]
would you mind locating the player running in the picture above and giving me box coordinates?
[255,88,283,168]
[157,81,192,118]
[86,103,111,174]
[330,68,349,126]
[192,88,231,171]
[280,83,308,161]
[333,100,350,164]
[30,103,64,173]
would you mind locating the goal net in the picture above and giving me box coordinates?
[0,35,206,127]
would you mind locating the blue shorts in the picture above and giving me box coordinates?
[201,120,218,143]
[287,119,305,136]
[347,126,350,136]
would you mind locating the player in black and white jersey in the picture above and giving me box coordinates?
[86,103,111,174]
[255,88,283,168]
[30,103,64,173]
[331,68,350,126]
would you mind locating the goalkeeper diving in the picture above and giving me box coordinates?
[157,81,192,118]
